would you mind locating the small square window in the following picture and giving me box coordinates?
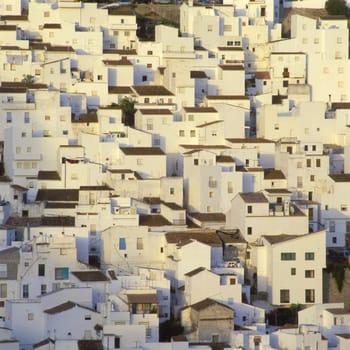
[291,268,296,275]
[28,313,34,320]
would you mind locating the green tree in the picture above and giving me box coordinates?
[119,98,136,126]
[325,0,349,16]
[22,74,35,85]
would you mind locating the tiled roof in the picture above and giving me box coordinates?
[80,185,113,191]
[263,234,299,244]
[127,293,158,304]
[180,144,230,150]
[331,102,350,110]
[33,338,55,349]
[120,147,165,155]
[44,301,95,315]
[255,71,271,79]
[37,171,61,181]
[320,15,347,20]
[264,169,286,180]
[226,138,274,143]
[188,298,233,312]
[73,113,98,123]
[190,71,208,79]
[78,340,103,350]
[216,229,246,243]
[132,85,174,96]
[0,25,16,31]
[162,202,184,210]
[194,45,207,51]
[239,192,268,203]
[217,46,243,51]
[43,23,61,29]
[44,301,76,314]
[108,169,133,174]
[329,174,350,182]
[71,271,110,282]
[46,45,75,52]
[1,15,28,21]
[165,230,221,246]
[103,49,137,55]
[264,188,290,194]
[11,184,27,191]
[189,212,226,222]
[103,57,133,66]
[36,189,79,201]
[143,197,161,205]
[45,202,76,209]
[6,216,75,227]
[108,86,133,94]
[219,64,244,71]
[216,155,234,163]
[184,266,206,277]
[138,109,172,115]
[184,107,217,113]
[196,120,223,128]
[326,308,350,315]
[0,176,12,182]
[139,215,171,226]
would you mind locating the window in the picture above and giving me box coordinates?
[147,50,153,55]
[23,284,29,298]
[281,252,296,260]
[85,315,91,320]
[291,268,296,275]
[305,252,315,260]
[137,237,143,250]
[224,26,232,33]
[119,237,126,250]
[283,80,289,88]
[208,25,213,32]
[170,187,174,195]
[55,267,69,280]
[341,204,347,211]
[316,159,321,168]
[41,284,47,295]
[208,176,216,188]
[305,270,315,278]
[274,123,279,130]
[38,264,45,276]
[0,264,7,278]
[44,11,50,17]
[114,336,120,348]
[247,205,252,214]
[28,313,34,320]
[297,161,302,168]
[329,220,335,232]
[190,130,196,137]
[45,115,50,121]
[306,159,311,168]
[333,237,337,244]
[0,283,7,298]
[24,112,30,123]
[247,227,252,235]
[280,289,290,303]
[227,181,233,193]
[6,112,12,123]
[209,191,214,198]
[305,289,315,303]
[124,31,130,36]
[310,175,315,182]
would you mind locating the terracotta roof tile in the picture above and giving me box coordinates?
[71,271,110,282]
[132,85,174,96]
[108,86,133,94]
[36,189,79,201]
[127,293,158,304]
[190,71,208,79]
[185,266,206,277]
[43,23,61,29]
[189,212,226,222]
[139,215,171,226]
[138,108,172,115]
[264,169,286,180]
[38,171,60,181]
[239,192,268,203]
[184,107,217,113]
[78,340,103,350]
[165,230,221,246]
[219,64,244,71]
[120,147,165,155]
